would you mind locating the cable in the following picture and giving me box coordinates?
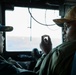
[28,8,55,26]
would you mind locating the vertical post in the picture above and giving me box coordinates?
[0,4,2,24]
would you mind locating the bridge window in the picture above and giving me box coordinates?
[5,7,62,52]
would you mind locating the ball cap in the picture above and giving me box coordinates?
[53,6,76,27]
[0,24,13,31]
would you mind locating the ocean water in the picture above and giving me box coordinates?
[6,36,62,52]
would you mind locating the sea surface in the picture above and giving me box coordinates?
[6,36,62,52]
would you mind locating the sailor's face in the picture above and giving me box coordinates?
[64,21,76,41]
[0,32,4,53]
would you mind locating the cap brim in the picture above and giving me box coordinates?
[0,26,13,31]
[53,19,71,27]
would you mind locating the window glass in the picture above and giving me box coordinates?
[5,7,62,52]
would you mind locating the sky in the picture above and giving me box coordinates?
[5,7,61,37]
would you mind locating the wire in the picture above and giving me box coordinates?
[28,8,55,26]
